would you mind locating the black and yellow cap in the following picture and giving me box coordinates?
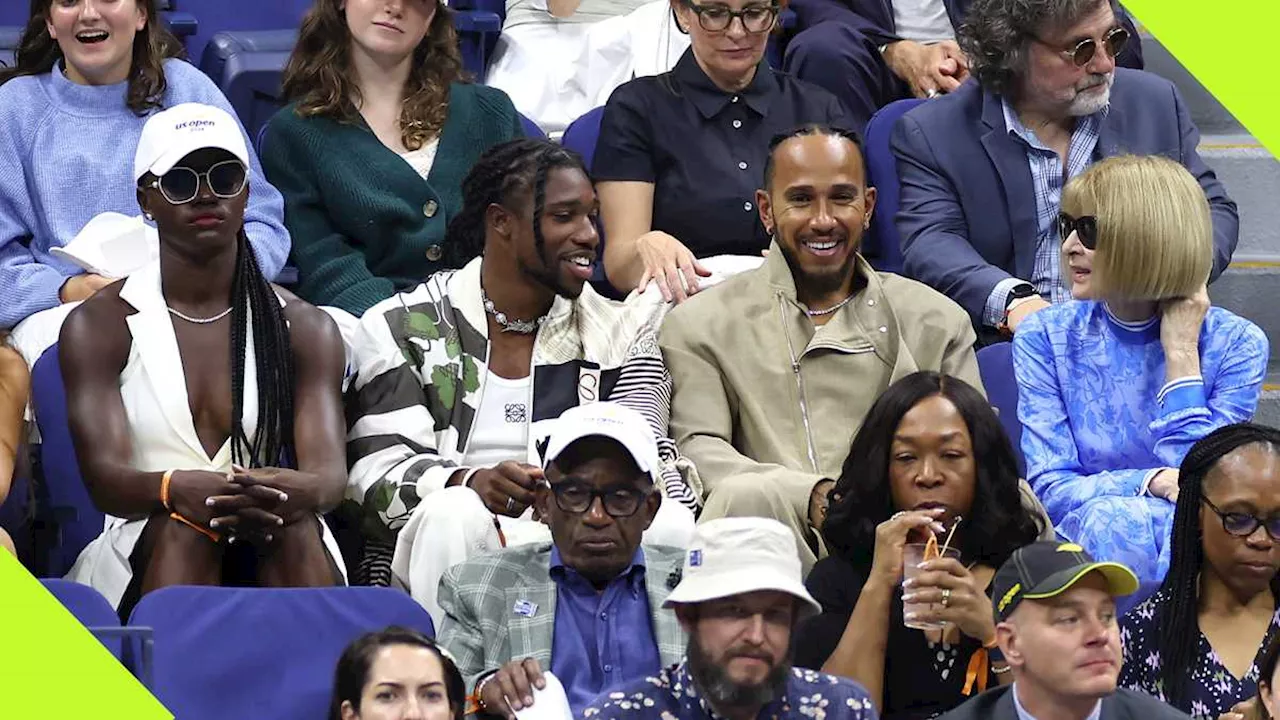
[992,541,1140,623]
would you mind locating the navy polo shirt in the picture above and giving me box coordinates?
[593,47,853,258]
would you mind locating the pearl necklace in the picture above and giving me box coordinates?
[167,306,233,324]
[481,290,547,335]
[805,293,858,317]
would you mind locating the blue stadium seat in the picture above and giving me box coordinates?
[130,586,436,720]
[863,97,923,273]
[1,26,22,68]
[767,8,797,70]
[156,0,199,43]
[976,341,1026,477]
[32,343,105,577]
[520,112,546,139]
[562,106,625,299]
[40,579,125,658]
[198,30,297,147]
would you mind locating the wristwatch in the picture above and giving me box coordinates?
[997,283,1037,336]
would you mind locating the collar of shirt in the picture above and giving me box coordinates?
[999,95,1106,151]
[1011,682,1102,720]
[550,546,648,597]
[672,48,779,119]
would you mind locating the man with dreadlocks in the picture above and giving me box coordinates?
[60,104,349,616]
[345,138,699,623]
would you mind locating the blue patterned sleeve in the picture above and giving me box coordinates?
[1149,320,1268,466]
[1013,318,1153,523]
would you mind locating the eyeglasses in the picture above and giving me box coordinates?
[1043,26,1130,67]
[547,480,651,518]
[1202,497,1280,541]
[147,160,248,205]
[682,0,779,34]
[1057,211,1099,250]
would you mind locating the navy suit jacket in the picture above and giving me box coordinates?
[938,685,1192,720]
[890,68,1238,323]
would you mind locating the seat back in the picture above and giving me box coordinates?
[198,30,298,145]
[32,343,105,577]
[976,341,1026,477]
[519,112,546,139]
[130,586,437,720]
[40,579,124,658]
[0,25,20,68]
[561,106,625,298]
[862,98,925,273]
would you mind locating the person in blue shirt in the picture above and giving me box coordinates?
[582,517,878,720]
[1014,154,1269,585]
[1119,424,1280,720]
[435,402,687,720]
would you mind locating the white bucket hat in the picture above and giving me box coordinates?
[664,517,821,618]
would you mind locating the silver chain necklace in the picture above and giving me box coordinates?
[167,305,233,324]
[481,290,547,335]
[805,293,858,317]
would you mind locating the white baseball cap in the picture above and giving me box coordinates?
[665,517,821,618]
[134,103,250,182]
[541,402,661,485]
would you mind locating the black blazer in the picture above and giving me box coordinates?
[939,685,1193,720]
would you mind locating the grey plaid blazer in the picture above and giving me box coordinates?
[437,542,687,690]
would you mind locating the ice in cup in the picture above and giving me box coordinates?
[903,541,961,630]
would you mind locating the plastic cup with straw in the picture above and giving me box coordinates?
[903,515,963,630]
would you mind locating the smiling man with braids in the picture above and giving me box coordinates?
[345,138,699,623]
[59,104,349,616]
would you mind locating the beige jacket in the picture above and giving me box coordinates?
[660,248,982,521]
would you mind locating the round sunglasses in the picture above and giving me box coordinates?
[1044,26,1131,67]
[1057,211,1099,250]
[1202,496,1280,542]
[147,160,248,205]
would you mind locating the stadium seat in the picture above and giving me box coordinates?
[1,26,21,68]
[156,0,199,44]
[520,112,546,139]
[561,106,626,299]
[862,97,924,273]
[766,8,797,70]
[130,586,437,720]
[198,30,297,146]
[31,343,105,578]
[976,341,1026,477]
[40,579,125,658]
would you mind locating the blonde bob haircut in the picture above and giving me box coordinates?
[1060,155,1212,301]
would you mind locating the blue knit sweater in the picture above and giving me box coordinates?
[1014,301,1269,583]
[0,58,290,329]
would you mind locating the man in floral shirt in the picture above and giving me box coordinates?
[582,518,878,720]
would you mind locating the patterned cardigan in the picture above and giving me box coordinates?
[437,542,688,692]
[344,258,702,564]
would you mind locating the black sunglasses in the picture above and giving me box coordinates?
[148,160,248,205]
[1057,211,1099,250]
[1203,497,1280,542]
[1045,26,1130,67]
[547,480,651,518]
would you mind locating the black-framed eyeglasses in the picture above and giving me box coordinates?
[1202,496,1280,541]
[682,0,779,34]
[147,160,248,205]
[1043,26,1130,67]
[1057,211,1099,250]
[547,480,651,518]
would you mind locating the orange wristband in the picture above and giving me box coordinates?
[169,512,222,544]
[160,469,175,511]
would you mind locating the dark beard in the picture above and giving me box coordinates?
[776,237,858,299]
[518,229,581,300]
[686,634,791,711]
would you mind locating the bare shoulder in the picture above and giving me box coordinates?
[280,295,343,358]
[60,283,134,362]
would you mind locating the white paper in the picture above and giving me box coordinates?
[50,212,159,279]
[512,672,574,720]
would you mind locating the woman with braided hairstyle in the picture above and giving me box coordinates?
[1118,423,1280,719]
[60,103,348,617]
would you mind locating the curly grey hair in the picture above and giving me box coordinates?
[958,0,1121,96]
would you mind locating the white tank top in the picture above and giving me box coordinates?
[462,371,532,469]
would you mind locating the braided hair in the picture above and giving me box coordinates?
[228,228,295,469]
[442,138,590,268]
[1157,423,1280,710]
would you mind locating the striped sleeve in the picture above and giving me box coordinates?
[345,303,462,542]
[608,324,702,512]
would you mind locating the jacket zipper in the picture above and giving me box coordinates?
[777,293,821,475]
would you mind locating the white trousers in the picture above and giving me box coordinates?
[392,485,696,625]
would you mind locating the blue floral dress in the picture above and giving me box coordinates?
[1119,588,1280,718]
[1013,302,1268,583]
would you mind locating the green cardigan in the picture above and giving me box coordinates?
[261,83,523,316]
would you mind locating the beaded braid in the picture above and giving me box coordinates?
[1158,422,1280,710]
[442,138,589,268]
[228,228,295,470]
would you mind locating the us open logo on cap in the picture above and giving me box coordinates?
[689,549,702,567]
[175,119,216,131]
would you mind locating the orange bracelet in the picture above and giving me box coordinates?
[169,512,222,544]
[160,469,175,511]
